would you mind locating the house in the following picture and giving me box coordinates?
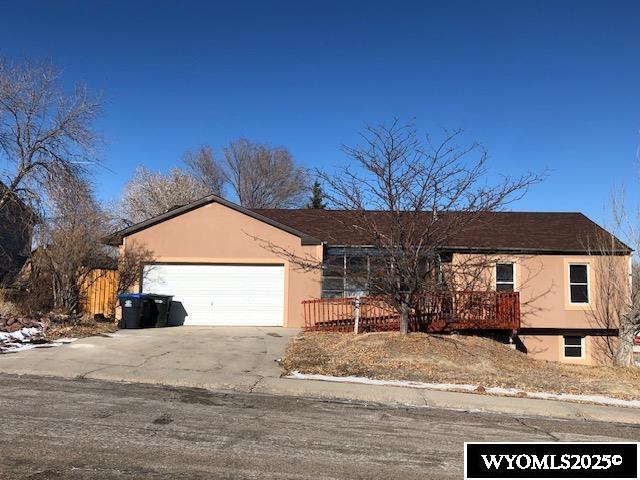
[0,187,35,287]
[109,194,633,366]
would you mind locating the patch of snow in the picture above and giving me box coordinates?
[0,327,78,354]
[287,371,640,409]
[0,327,45,353]
[0,343,38,353]
[0,327,41,343]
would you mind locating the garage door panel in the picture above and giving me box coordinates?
[141,264,284,326]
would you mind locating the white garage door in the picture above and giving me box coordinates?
[142,264,285,326]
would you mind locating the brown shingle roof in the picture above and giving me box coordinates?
[252,209,632,254]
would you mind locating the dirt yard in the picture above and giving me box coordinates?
[282,332,640,400]
[45,318,118,340]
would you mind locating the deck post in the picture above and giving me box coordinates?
[354,296,361,334]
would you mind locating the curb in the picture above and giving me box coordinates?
[252,377,640,425]
[2,369,638,425]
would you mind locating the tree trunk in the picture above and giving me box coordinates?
[399,297,409,335]
[616,313,637,366]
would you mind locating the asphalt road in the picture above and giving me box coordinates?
[0,375,638,479]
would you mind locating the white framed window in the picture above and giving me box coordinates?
[495,263,515,292]
[563,335,585,358]
[568,263,589,304]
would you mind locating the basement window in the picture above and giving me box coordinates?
[563,335,585,358]
[495,263,515,292]
[569,264,589,304]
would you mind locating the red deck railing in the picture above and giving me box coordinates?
[302,291,520,333]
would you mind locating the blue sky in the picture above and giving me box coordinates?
[1,0,639,225]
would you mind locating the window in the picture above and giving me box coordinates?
[569,264,589,304]
[495,263,515,292]
[563,336,584,358]
[321,248,372,298]
[345,256,368,296]
[322,254,345,298]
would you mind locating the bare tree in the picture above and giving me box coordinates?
[586,189,639,365]
[259,120,543,334]
[35,169,112,314]
[117,139,307,223]
[0,59,101,211]
[116,240,154,295]
[223,138,308,208]
[323,121,543,333]
[183,145,224,196]
[119,166,211,225]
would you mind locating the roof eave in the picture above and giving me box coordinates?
[323,244,633,255]
[106,195,322,246]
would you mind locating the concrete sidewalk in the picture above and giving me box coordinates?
[251,377,640,425]
[0,328,638,425]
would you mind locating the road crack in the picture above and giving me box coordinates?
[516,417,562,441]
[76,351,172,379]
[248,376,264,393]
[133,350,172,368]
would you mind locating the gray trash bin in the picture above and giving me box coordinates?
[117,294,152,329]
[146,294,173,327]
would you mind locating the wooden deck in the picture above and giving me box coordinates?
[302,291,520,333]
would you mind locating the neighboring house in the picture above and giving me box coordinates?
[0,188,35,286]
[109,194,632,365]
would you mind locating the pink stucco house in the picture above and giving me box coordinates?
[110,194,632,365]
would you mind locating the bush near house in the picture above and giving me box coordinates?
[283,332,640,401]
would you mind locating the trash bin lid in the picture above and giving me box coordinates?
[145,294,174,300]
[117,293,148,299]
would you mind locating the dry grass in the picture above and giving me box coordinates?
[0,300,21,318]
[283,332,640,400]
[44,318,118,340]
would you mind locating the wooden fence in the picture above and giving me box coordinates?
[80,269,119,318]
[302,291,520,333]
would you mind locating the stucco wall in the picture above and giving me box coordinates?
[451,252,630,364]
[451,253,630,329]
[518,334,616,366]
[516,254,629,330]
[122,202,323,327]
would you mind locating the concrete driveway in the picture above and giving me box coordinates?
[0,327,299,391]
